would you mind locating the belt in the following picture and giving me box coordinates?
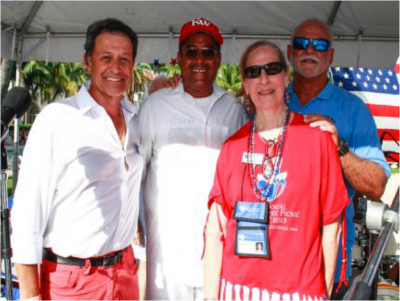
[43,248,123,267]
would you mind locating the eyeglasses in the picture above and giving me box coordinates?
[292,37,331,52]
[243,62,285,79]
[182,47,219,60]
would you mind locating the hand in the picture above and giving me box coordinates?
[21,295,41,301]
[133,220,145,246]
[162,74,181,88]
[303,114,339,146]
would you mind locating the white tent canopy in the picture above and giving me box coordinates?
[1,0,399,68]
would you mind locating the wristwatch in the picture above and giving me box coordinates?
[338,138,349,157]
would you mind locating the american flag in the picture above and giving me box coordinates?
[331,66,400,162]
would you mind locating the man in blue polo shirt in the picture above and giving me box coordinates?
[287,18,390,299]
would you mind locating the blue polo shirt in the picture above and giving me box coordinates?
[288,82,390,282]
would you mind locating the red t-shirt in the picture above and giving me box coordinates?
[208,113,349,300]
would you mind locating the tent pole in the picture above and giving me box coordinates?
[46,27,50,65]
[168,27,173,61]
[232,29,237,65]
[11,27,17,61]
[19,1,44,37]
[356,30,363,68]
[327,1,342,26]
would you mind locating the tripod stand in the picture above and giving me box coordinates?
[1,142,13,300]
[345,189,399,300]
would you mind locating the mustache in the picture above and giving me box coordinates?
[299,54,320,63]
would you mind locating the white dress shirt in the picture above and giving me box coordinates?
[139,83,248,289]
[11,83,144,264]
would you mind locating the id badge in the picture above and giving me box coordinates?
[233,201,270,258]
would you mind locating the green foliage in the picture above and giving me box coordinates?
[216,64,242,93]
[158,63,181,77]
[127,63,153,100]
[22,61,89,105]
[9,123,32,131]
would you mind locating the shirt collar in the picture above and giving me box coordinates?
[177,81,226,102]
[288,81,335,107]
[76,81,138,119]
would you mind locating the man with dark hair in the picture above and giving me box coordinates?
[287,18,390,299]
[11,18,143,300]
[84,18,138,60]
[139,17,248,300]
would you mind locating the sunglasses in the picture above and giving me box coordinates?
[292,37,331,52]
[243,62,285,79]
[182,47,219,60]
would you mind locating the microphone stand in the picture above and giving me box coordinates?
[1,142,13,300]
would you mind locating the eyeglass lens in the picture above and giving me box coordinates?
[244,62,284,79]
[293,37,330,52]
[183,47,218,60]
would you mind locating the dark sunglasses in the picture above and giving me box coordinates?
[182,47,219,60]
[292,37,331,52]
[243,62,285,79]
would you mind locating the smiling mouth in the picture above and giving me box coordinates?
[105,77,124,82]
[302,59,318,63]
[192,67,207,74]
[258,89,275,95]
[300,56,319,64]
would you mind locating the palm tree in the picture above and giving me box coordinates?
[22,61,51,107]
[58,62,89,97]
[22,61,89,107]
[216,63,242,93]
[127,63,153,101]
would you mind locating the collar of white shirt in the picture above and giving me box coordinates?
[75,82,138,122]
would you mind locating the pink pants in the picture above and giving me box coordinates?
[40,246,139,300]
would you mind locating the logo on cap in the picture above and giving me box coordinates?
[179,17,223,46]
[192,18,211,27]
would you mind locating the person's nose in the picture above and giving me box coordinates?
[110,59,122,73]
[195,51,207,63]
[304,42,316,55]
[259,69,270,85]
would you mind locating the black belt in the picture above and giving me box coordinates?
[43,248,123,267]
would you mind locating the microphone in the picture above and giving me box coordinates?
[1,87,32,142]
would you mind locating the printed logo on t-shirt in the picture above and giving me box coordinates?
[256,160,287,202]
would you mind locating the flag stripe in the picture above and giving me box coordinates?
[373,116,399,130]
[352,92,399,107]
[367,104,400,118]
[378,129,400,141]
[385,153,399,163]
[382,141,400,154]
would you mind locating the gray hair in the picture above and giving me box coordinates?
[292,18,334,45]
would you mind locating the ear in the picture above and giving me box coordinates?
[83,55,91,73]
[329,48,335,65]
[242,77,250,96]
[287,44,292,62]
[177,51,183,69]
[284,69,290,87]
[217,52,222,68]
